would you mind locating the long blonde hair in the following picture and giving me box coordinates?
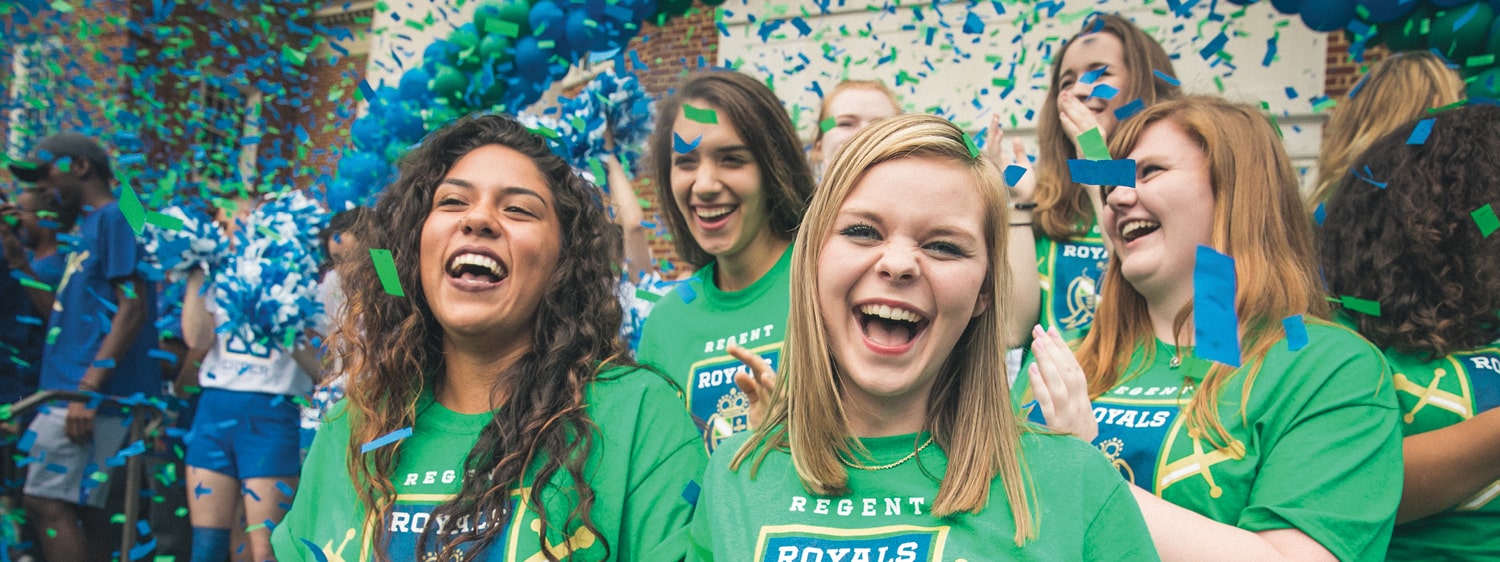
[730,114,1037,544]
[1077,96,1327,453]
[1034,13,1180,240]
[1308,51,1465,212]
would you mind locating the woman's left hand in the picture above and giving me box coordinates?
[728,344,777,431]
[1028,325,1099,442]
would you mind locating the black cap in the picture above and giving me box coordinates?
[7,132,113,184]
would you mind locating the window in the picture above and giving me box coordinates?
[191,74,262,184]
[6,38,64,160]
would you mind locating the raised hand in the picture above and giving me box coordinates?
[1027,325,1098,442]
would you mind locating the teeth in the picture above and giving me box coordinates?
[451,253,502,277]
[696,206,734,219]
[859,304,922,323]
[1121,220,1160,238]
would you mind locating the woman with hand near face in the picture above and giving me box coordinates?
[1320,104,1500,561]
[637,72,816,450]
[1020,96,1403,561]
[691,115,1157,561]
[270,115,705,561]
[996,14,1181,342]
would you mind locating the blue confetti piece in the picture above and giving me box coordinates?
[962,12,985,34]
[128,538,157,561]
[1454,3,1480,29]
[1314,202,1327,227]
[1263,35,1279,67]
[1198,33,1228,61]
[1407,119,1434,145]
[1154,69,1181,86]
[1193,245,1242,367]
[299,538,332,562]
[677,282,698,304]
[673,133,702,154]
[1283,314,1308,351]
[360,427,413,454]
[1089,84,1119,101]
[1114,98,1145,121]
[15,315,43,326]
[1003,165,1028,187]
[1285,87,1298,99]
[17,430,36,453]
[92,358,116,369]
[790,17,811,35]
[277,481,295,497]
[148,349,178,362]
[1079,66,1107,85]
[194,482,212,499]
[682,480,701,505]
[1067,159,1135,187]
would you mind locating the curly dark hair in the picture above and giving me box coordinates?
[647,70,815,267]
[1320,103,1500,360]
[333,113,628,561]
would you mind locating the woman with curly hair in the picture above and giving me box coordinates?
[1306,51,1464,215]
[692,114,1156,560]
[1018,96,1403,561]
[638,71,816,449]
[1320,103,1500,561]
[994,13,1180,341]
[269,114,705,561]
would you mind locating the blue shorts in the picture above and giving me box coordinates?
[184,389,301,479]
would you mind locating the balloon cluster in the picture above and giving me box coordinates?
[328,0,672,210]
[1261,0,1500,96]
[212,190,331,352]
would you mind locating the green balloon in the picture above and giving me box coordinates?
[479,33,513,62]
[1468,67,1500,98]
[497,0,533,33]
[450,26,479,51]
[479,80,509,108]
[431,64,467,98]
[1381,5,1436,52]
[1486,16,1500,56]
[1430,2,1494,62]
[474,1,503,32]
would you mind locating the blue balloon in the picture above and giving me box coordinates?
[1357,0,1415,22]
[326,179,360,211]
[1224,0,1258,5]
[528,1,568,41]
[565,8,604,53]
[1433,0,1473,8]
[398,69,432,101]
[350,117,387,152]
[1300,0,1356,30]
[338,152,387,184]
[387,104,427,144]
[513,36,553,82]
[1272,0,1302,14]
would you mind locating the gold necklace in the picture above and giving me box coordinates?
[838,436,935,471]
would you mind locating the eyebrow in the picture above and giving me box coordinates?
[439,178,550,208]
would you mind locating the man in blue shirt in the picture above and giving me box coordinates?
[8,132,160,562]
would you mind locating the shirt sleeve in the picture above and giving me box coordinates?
[618,372,708,561]
[1235,340,1403,562]
[97,206,146,283]
[1084,479,1161,561]
[271,403,359,562]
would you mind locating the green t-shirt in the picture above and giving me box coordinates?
[636,246,793,450]
[1016,323,1403,561]
[689,429,1158,561]
[269,366,706,562]
[1035,223,1106,333]
[1379,344,1500,561]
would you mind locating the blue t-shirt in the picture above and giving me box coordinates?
[40,202,161,398]
[0,248,43,404]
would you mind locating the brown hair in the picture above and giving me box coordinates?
[1321,103,1500,359]
[1034,13,1180,240]
[647,71,816,267]
[1308,51,1465,213]
[1077,96,1326,452]
[731,114,1037,544]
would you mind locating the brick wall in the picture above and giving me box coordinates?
[1324,32,1389,99]
[293,52,367,194]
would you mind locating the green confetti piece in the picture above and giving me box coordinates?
[963,133,980,159]
[176,507,188,517]
[1472,204,1500,237]
[819,117,836,133]
[47,528,56,538]
[19,278,52,292]
[119,185,146,235]
[46,326,60,345]
[256,225,283,242]
[49,0,73,13]
[1429,99,1468,114]
[588,158,607,185]
[281,44,307,66]
[370,249,405,297]
[146,211,184,231]
[282,329,297,350]
[682,103,719,124]
[634,288,662,303]
[1312,97,1338,113]
[1339,295,1382,317]
[991,77,1013,88]
[1076,128,1110,160]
